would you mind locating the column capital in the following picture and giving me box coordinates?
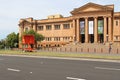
[103,16,107,18]
[108,16,112,18]
[72,19,76,21]
[76,18,80,20]
[84,17,88,19]
[94,16,98,19]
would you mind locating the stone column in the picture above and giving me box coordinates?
[108,16,112,42]
[85,17,88,43]
[61,24,64,41]
[94,17,98,43]
[33,20,37,32]
[104,16,107,42]
[73,19,76,42]
[76,19,80,42]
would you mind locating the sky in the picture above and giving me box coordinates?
[0,0,120,40]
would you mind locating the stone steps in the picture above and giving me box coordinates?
[63,42,108,49]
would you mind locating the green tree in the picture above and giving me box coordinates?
[0,39,6,49]
[23,29,44,42]
[6,32,18,48]
[23,30,44,48]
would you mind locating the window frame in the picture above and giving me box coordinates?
[54,25,60,30]
[63,24,70,29]
[37,26,44,31]
[46,25,52,30]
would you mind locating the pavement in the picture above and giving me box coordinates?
[0,55,120,80]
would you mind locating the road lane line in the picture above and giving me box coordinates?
[7,68,21,72]
[66,77,86,80]
[95,67,120,71]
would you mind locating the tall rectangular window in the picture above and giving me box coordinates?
[54,25,60,30]
[116,36,118,40]
[63,24,70,29]
[46,37,52,41]
[25,27,29,32]
[46,25,52,30]
[63,37,70,41]
[89,21,94,34]
[116,21,118,26]
[54,37,60,41]
[80,21,85,34]
[98,20,104,34]
[37,26,43,31]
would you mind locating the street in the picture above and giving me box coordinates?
[0,55,120,80]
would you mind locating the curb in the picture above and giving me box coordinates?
[0,54,120,63]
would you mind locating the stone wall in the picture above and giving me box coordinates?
[41,47,120,54]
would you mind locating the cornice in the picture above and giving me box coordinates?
[71,2,113,15]
[37,17,73,24]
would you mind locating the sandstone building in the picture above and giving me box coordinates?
[19,2,120,48]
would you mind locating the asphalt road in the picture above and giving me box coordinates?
[0,55,120,80]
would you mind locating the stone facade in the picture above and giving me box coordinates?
[19,2,120,48]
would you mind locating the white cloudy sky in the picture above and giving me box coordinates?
[0,0,120,40]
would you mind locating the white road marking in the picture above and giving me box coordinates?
[95,67,120,71]
[30,72,33,74]
[7,68,21,72]
[66,77,86,80]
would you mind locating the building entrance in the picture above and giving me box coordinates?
[80,20,85,43]
[89,34,94,43]
[81,34,85,43]
[98,19,104,43]
[88,20,94,43]
[98,34,104,43]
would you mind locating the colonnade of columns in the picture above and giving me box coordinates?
[73,16,113,43]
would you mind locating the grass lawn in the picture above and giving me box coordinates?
[0,50,120,60]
